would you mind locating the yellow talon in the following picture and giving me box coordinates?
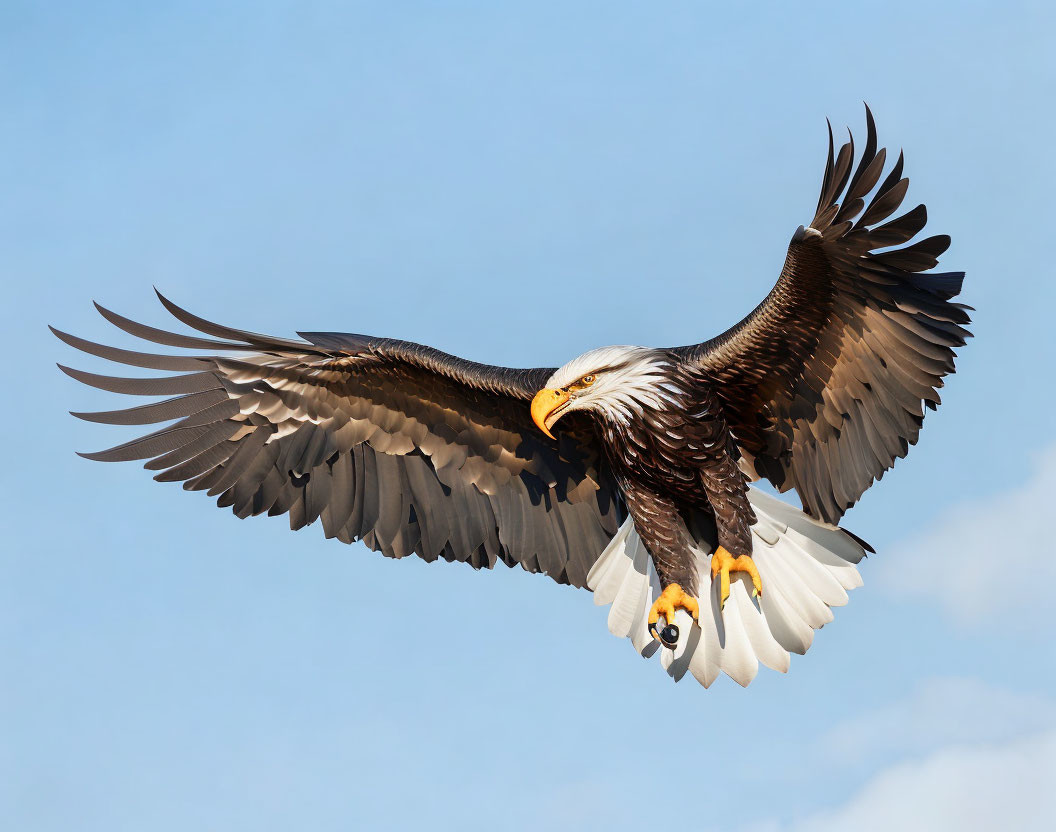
[710,546,763,610]
[647,583,700,648]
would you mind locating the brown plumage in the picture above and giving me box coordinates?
[54,107,970,682]
[55,300,622,588]
[675,108,970,524]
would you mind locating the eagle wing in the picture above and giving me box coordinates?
[54,293,623,588]
[675,107,971,524]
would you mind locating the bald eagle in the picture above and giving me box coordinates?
[55,109,969,688]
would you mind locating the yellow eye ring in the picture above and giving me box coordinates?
[581,374,595,385]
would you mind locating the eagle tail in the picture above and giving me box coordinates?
[586,487,868,688]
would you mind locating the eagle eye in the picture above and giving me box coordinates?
[581,374,596,386]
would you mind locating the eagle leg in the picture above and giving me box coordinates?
[647,583,700,649]
[710,546,763,610]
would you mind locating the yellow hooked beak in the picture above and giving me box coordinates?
[531,388,571,440]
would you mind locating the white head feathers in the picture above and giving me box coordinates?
[543,345,678,424]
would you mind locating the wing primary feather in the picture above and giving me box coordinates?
[816,118,836,216]
[58,365,221,396]
[154,289,322,352]
[93,301,252,351]
[70,389,229,425]
[49,326,213,371]
[78,424,216,462]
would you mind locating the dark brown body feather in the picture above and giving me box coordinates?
[597,360,755,594]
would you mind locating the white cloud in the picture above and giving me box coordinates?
[876,443,1056,625]
[820,676,1056,764]
[746,677,1056,832]
[779,731,1056,832]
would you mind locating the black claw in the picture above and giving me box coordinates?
[659,624,679,648]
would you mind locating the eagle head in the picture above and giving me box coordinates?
[530,345,674,438]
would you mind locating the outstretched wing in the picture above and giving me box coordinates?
[54,293,623,588]
[675,107,971,524]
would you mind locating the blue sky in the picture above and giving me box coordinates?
[2,2,1054,830]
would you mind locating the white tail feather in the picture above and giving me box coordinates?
[585,487,867,688]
